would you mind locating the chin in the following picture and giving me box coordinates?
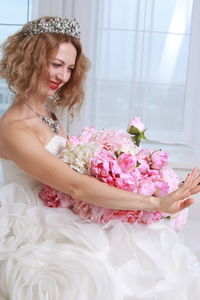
[46,89,57,97]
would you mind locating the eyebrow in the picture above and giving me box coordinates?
[52,58,75,67]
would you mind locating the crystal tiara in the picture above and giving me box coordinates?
[23,17,80,40]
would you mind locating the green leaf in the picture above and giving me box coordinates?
[136,161,141,167]
[141,129,148,139]
[135,135,141,146]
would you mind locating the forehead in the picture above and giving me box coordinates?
[53,42,77,64]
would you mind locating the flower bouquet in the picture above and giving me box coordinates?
[39,117,188,231]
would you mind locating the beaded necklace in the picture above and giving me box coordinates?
[24,101,60,134]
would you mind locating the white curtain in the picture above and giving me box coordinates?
[32,0,74,19]
[32,0,200,171]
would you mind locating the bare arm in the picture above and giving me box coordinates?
[1,125,200,213]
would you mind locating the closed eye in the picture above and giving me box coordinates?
[67,67,75,73]
[52,63,62,67]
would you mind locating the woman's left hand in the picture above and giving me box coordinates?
[157,168,200,213]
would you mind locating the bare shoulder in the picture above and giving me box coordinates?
[0,116,39,157]
[0,116,66,183]
[0,107,82,195]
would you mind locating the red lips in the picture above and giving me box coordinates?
[48,80,60,90]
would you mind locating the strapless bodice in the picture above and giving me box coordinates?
[0,135,67,187]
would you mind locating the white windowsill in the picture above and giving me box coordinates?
[142,141,200,170]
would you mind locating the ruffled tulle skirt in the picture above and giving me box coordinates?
[0,182,200,300]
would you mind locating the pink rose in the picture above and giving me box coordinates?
[114,173,138,192]
[160,166,180,192]
[39,186,72,208]
[137,178,156,196]
[71,199,93,220]
[136,148,151,174]
[78,127,97,144]
[138,210,163,224]
[89,149,118,184]
[150,150,168,170]
[128,117,145,132]
[90,129,134,151]
[111,209,142,223]
[90,158,110,178]
[167,208,189,232]
[117,153,137,173]
[137,160,150,174]
[154,180,169,196]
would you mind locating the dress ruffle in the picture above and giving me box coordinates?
[1,136,200,300]
[0,182,200,300]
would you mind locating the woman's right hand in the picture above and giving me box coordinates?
[157,168,200,213]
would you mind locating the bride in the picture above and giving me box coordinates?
[0,16,200,300]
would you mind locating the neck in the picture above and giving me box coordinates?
[19,94,51,116]
[27,94,48,110]
[23,100,60,133]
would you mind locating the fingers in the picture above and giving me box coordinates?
[189,168,199,180]
[192,174,200,187]
[190,167,200,176]
[162,168,200,213]
[190,184,200,195]
[182,168,200,190]
[179,198,195,210]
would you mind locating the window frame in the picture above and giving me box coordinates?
[68,0,200,169]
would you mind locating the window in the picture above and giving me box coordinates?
[0,0,32,115]
[69,0,200,168]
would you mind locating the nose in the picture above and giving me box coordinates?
[57,68,70,83]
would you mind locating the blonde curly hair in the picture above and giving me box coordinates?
[0,17,90,115]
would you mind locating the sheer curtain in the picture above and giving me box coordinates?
[32,0,200,171]
[66,0,200,171]
[32,0,74,19]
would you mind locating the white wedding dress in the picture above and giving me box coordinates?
[0,135,200,300]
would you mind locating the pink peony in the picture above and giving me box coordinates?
[117,153,137,173]
[137,178,157,196]
[89,149,118,181]
[114,173,138,192]
[168,208,188,232]
[39,117,186,231]
[78,127,97,144]
[150,150,168,170]
[71,198,143,224]
[110,209,142,223]
[89,149,138,192]
[138,210,164,225]
[160,166,179,192]
[39,186,72,208]
[154,180,169,197]
[128,117,145,132]
[136,148,151,174]
[89,129,134,152]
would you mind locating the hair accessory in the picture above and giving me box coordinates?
[23,17,80,40]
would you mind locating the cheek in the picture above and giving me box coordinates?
[67,72,72,82]
[48,68,56,78]
[62,72,72,84]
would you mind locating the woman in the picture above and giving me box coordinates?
[0,16,200,300]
